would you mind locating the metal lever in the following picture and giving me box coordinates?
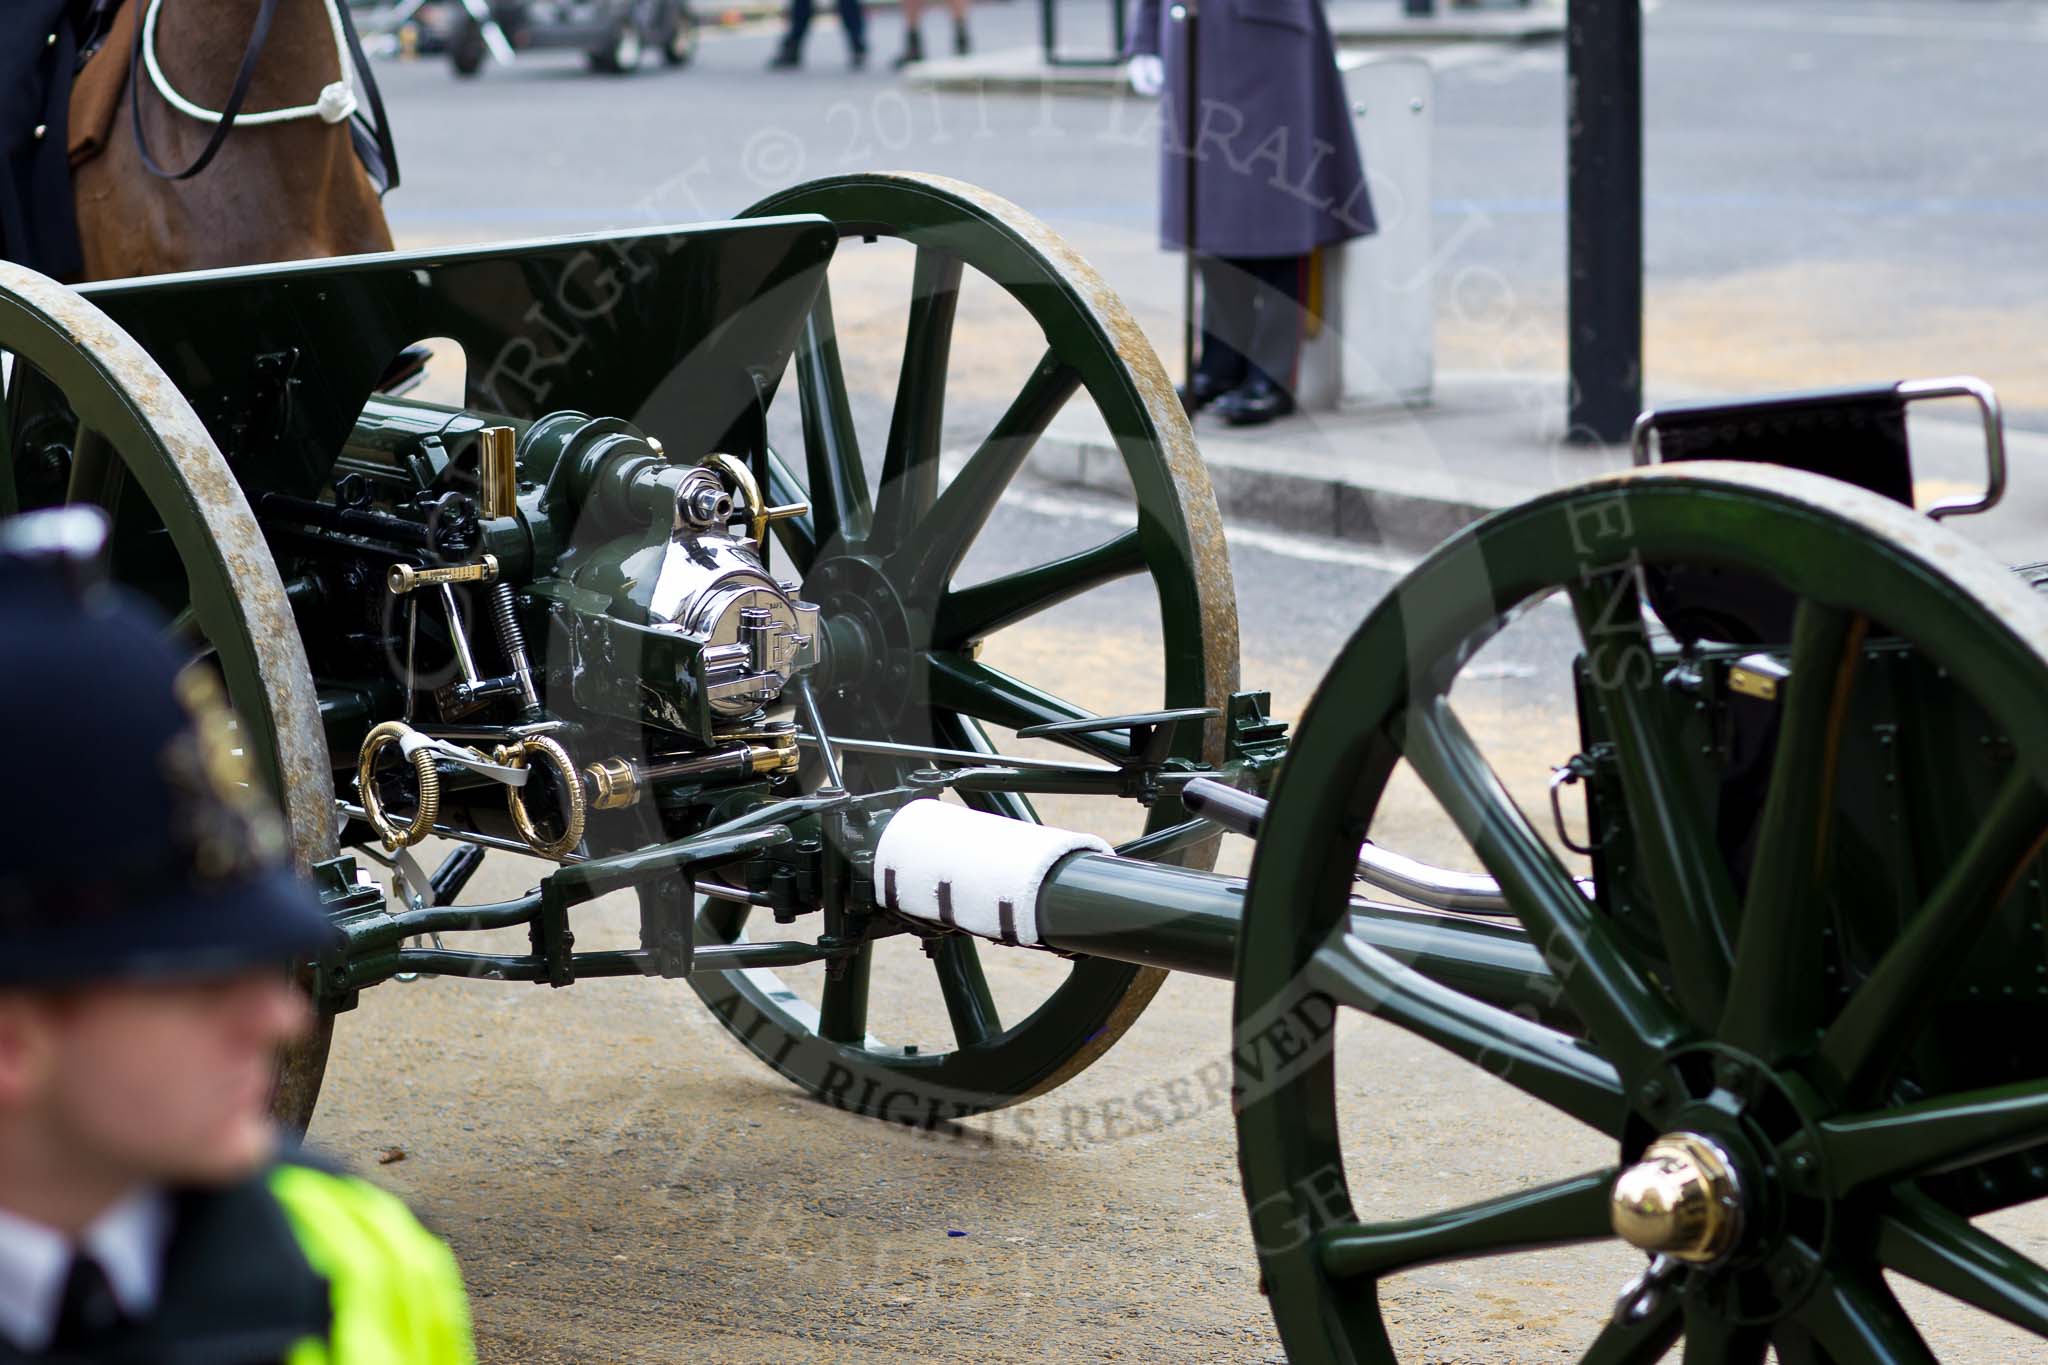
[1178,778,1595,916]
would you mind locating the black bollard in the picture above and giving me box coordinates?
[1565,0,1643,445]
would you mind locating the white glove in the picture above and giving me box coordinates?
[1126,54,1165,97]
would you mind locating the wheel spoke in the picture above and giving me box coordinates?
[894,350,1082,609]
[931,935,1001,1048]
[1399,697,1686,1083]
[794,283,872,550]
[1567,573,1735,1026]
[935,527,1147,646]
[1677,1297,1768,1365]
[817,943,872,1045]
[1879,1189,2048,1338]
[1719,605,1863,1061]
[924,653,1132,764]
[932,711,1040,823]
[1578,1292,1681,1365]
[871,247,964,553]
[1791,1269,1935,1364]
[1816,766,2048,1101]
[1797,1076,2048,1196]
[1315,1168,1615,1281]
[1304,928,1625,1134]
[64,423,122,515]
[763,446,818,573]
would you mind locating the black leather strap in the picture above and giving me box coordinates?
[335,0,399,193]
[129,0,284,181]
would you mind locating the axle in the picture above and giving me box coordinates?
[1036,854,1569,1027]
[318,785,1570,1029]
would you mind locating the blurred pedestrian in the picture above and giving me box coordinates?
[769,0,869,68]
[892,0,970,68]
[0,508,475,1364]
[1126,0,1372,425]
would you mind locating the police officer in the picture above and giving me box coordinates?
[0,508,474,1364]
[1126,0,1373,425]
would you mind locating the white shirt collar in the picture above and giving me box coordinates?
[0,1190,172,1351]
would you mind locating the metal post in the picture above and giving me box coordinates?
[1179,0,1200,389]
[1040,0,1057,62]
[1565,0,1643,445]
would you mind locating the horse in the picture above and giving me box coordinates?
[67,0,398,280]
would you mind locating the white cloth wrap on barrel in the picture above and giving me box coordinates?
[873,799,1111,947]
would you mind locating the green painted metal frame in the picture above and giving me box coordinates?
[72,217,838,503]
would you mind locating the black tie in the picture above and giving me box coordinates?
[48,1253,124,1353]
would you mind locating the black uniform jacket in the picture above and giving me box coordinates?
[0,1166,331,1365]
[1,0,85,279]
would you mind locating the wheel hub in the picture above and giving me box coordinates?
[804,556,915,726]
[1610,1131,1743,1263]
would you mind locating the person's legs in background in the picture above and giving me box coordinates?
[770,0,814,66]
[895,0,967,65]
[837,0,868,64]
[1184,254,1252,412]
[893,0,926,65]
[1211,252,1306,426]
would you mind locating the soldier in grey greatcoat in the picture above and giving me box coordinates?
[1127,0,1373,424]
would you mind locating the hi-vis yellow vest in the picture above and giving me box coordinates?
[269,1165,475,1364]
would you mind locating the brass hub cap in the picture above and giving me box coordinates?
[1610,1132,1744,1264]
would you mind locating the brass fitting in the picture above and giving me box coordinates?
[497,735,587,861]
[388,555,500,595]
[750,734,800,776]
[477,425,519,520]
[702,453,808,544]
[1610,1132,1743,1264]
[584,756,640,812]
[357,720,440,849]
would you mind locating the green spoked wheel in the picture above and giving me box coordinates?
[0,264,338,1127]
[1237,462,2048,1362]
[685,173,1239,1120]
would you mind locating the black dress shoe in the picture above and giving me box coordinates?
[767,46,800,68]
[1212,376,1295,427]
[1177,369,1240,414]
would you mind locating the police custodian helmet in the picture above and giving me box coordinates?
[0,507,336,987]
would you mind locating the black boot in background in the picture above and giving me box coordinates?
[892,28,924,67]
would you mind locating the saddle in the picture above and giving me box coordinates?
[69,0,140,172]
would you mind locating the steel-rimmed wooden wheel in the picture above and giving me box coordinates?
[1237,463,2048,1362]
[0,263,337,1126]
[681,173,1240,1120]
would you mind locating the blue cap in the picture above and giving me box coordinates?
[0,509,338,987]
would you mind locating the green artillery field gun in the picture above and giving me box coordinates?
[6,171,2048,1361]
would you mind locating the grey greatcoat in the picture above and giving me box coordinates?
[1127,0,1373,259]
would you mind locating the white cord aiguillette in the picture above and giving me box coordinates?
[141,0,359,127]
